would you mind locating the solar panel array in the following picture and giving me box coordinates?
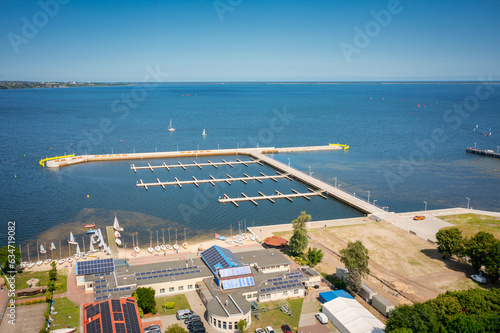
[113,312,124,321]
[85,304,100,319]
[111,299,122,312]
[93,272,111,277]
[96,295,109,301]
[201,246,231,273]
[285,271,306,279]
[222,276,255,290]
[259,278,304,294]
[115,322,126,333]
[136,268,201,281]
[135,265,198,277]
[123,300,141,333]
[219,265,252,278]
[85,318,101,333]
[76,258,115,276]
[95,286,132,295]
[100,301,113,333]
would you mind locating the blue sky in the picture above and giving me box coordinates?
[0,0,499,81]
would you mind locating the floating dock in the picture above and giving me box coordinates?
[219,189,327,207]
[466,147,500,158]
[130,158,262,172]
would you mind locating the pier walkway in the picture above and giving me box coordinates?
[466,147,500,158]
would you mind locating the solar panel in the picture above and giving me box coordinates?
[77,258,115,276]
[115,322,126,333]
[222,276,255,290]
[113,312,124,321]
[123,301,141,333]
[86,318,101,333]
[219,265,252,278]
[100,301,113,333]
[201,245,244,274]
[86,304,101,319]
[111,299,121,312]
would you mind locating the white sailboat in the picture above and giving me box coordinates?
[134,232,140,253]
[168,119,175,132]
[68,232,77,245]
[115,233,122,246]
[166,228,173,250]
[202,128,206,136]
[50,242,56,251]
[182,228,188,249]
[113,213,124,232]
[80,237,87,259]
[27,244,35,269]
[155,231,161,252]
[89,240,96,253]
[74,244,81,260]
[160,230,167,251]
[36,242,43,266]
[148,231,154,254]
[40,243,47,254]
[173,229,179,250]
[58,241,66,265]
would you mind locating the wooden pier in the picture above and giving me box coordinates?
[466,147,500,158]
[219,189,328,207]
[130,158,262,172]
[136,172,292,189]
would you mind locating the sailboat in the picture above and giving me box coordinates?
[182,228,188,249]
[89,238,97,254]
[27,244,35,269]
[80,237,87,259]
[202,128,206,136]
[173,229,179,250]
[74,244,81,260]
[155,231,161,252]
[215,233,227,240]
[49,242,56,262]
[113,213,124,232]
[134,232,140,253]
[58,241,66,265]
[148,231,154,253]
[166,228,173,250]
[36,242,43,266]
[160,230,167,251]
[40,243,47,254]
[168,119,176,132]
[68,232,78,245]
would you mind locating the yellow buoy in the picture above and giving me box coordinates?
[87,194,89,199]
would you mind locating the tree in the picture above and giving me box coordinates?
[344,268,361,296]
[165,323,188,333]
[133,287,156,314]
[436,227,463,259]
[464,231,496,272]
[306,247,323,267]
[0,245,21,272]
[340,240,370,277]
[288,211,311,256]
[485,240,500,283]
[49,261,57,281]
[237,319,247,332]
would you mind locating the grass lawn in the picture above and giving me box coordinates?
[153,294,191,316]
[247,298,303,332]
[50,297,80,332]
[439,214,500,238]
[15,269,68,295]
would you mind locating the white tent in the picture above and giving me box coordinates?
[322,297,385,333]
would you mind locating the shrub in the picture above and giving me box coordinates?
[54,283,63,290]
[25,300,31,305]
[323,273,347,290]
[165,302,175,309]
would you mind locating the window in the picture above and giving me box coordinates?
[294,289,299,294]
[223,322,227,330]
[247,294,252,299]
[229,322,232,330]
[169,287,174,292]
[234,321,237,329]
[283,291,288,296]
[178,286,184,291]
[213,317,217,325]
[188,284,193,290]
[218,320,221,328]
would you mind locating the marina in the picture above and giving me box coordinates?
[466,147,500,158]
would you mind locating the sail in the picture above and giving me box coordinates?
[40,244,45,252]
[113,215,119,229]
[50,242,56,250]
[202,129,206,135]
[89,242,95,252]
[75,244,80,255]
[69,232,75,243]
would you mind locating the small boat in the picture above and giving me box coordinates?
[37,260,43,266]
[68,232,78,245]
[75,244,81,260]
[202,128,206,136]
[161,230,167,251]
[155,231,161,252]
[225,239,235,245]
[134,246,140,253]
[115,231,121,238]
[168,119,176,132]
[182,243,188,249]
[173,229,179,250]
[58,259,66,265]
[116,238,122,246]
[173,243,179,250]
[87,254,97,257]
[86,229,96,234]
[67,257,73,263]
[44,259,52,264]
[182,228,188,249]
[40,244,47,254]
[250,234,256,241]
[80,253,88,259]
[215,233,227,240]
[50,328,76,333]
[166,244,173,250]
[148,231,154,253]
[84,223,95,228]
[27,262,35,269]
[113,213,124,232]
[49,242,56,251]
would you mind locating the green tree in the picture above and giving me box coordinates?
[0,245,22,272]
[165,323,188,333]
[237,319,247,332]
[344,268,361,296]
[485,240,500,283]
[306,247,323,267]
[49,261,57,281]
[133,287,156,314]
[340,240,370,277]
[464,231,496,272]
[288,211,311,256]
[386,303,441,332]
[436,227,463,259]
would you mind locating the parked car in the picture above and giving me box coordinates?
[281,324,293,333]
[413,215,425,221]
[255,329,265,333]
[265,326,276,333]
[185,315,201,324]
[188,321,204,329]
[176,309,194,320]
[189,326,206,333]
[315,312,328,324]
[471,273,486,284]
[144,324,161,333]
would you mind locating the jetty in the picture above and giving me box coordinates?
[466,147,500,158]
[219,189,327,207]
[130,158,262,172]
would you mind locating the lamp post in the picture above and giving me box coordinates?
[474,142,477,149]
[466,197,470,209]
[373,199,377,206]
[338,184,342,190]
[308,167,312,176]
[287,158,290,167]
[367,191,370,204]
[334,177,337,188]
[423,201,427,211]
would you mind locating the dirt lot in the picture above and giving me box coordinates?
[276,220,479,305]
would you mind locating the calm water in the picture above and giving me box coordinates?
[0,83,499,251]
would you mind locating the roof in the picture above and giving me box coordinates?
[319,290,354,303]
[77,258,115,276]
[83,297,143,333]
[300,267,320,277]
[201,245,243,275]
[206,293,251,318]
[263,235,288,247]
[235,249,290,268]
[322,297,385,333]
[372,294,394,307]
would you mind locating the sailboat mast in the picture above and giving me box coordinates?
[37,242,39,262]
[162,229,165,245]
[83,236,86,253]
[59,241,62,260]
[27,244,30,263]
[44,241,47,260]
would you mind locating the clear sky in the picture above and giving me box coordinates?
[1,0,499,82]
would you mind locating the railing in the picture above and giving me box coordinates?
[39,154,75,167]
